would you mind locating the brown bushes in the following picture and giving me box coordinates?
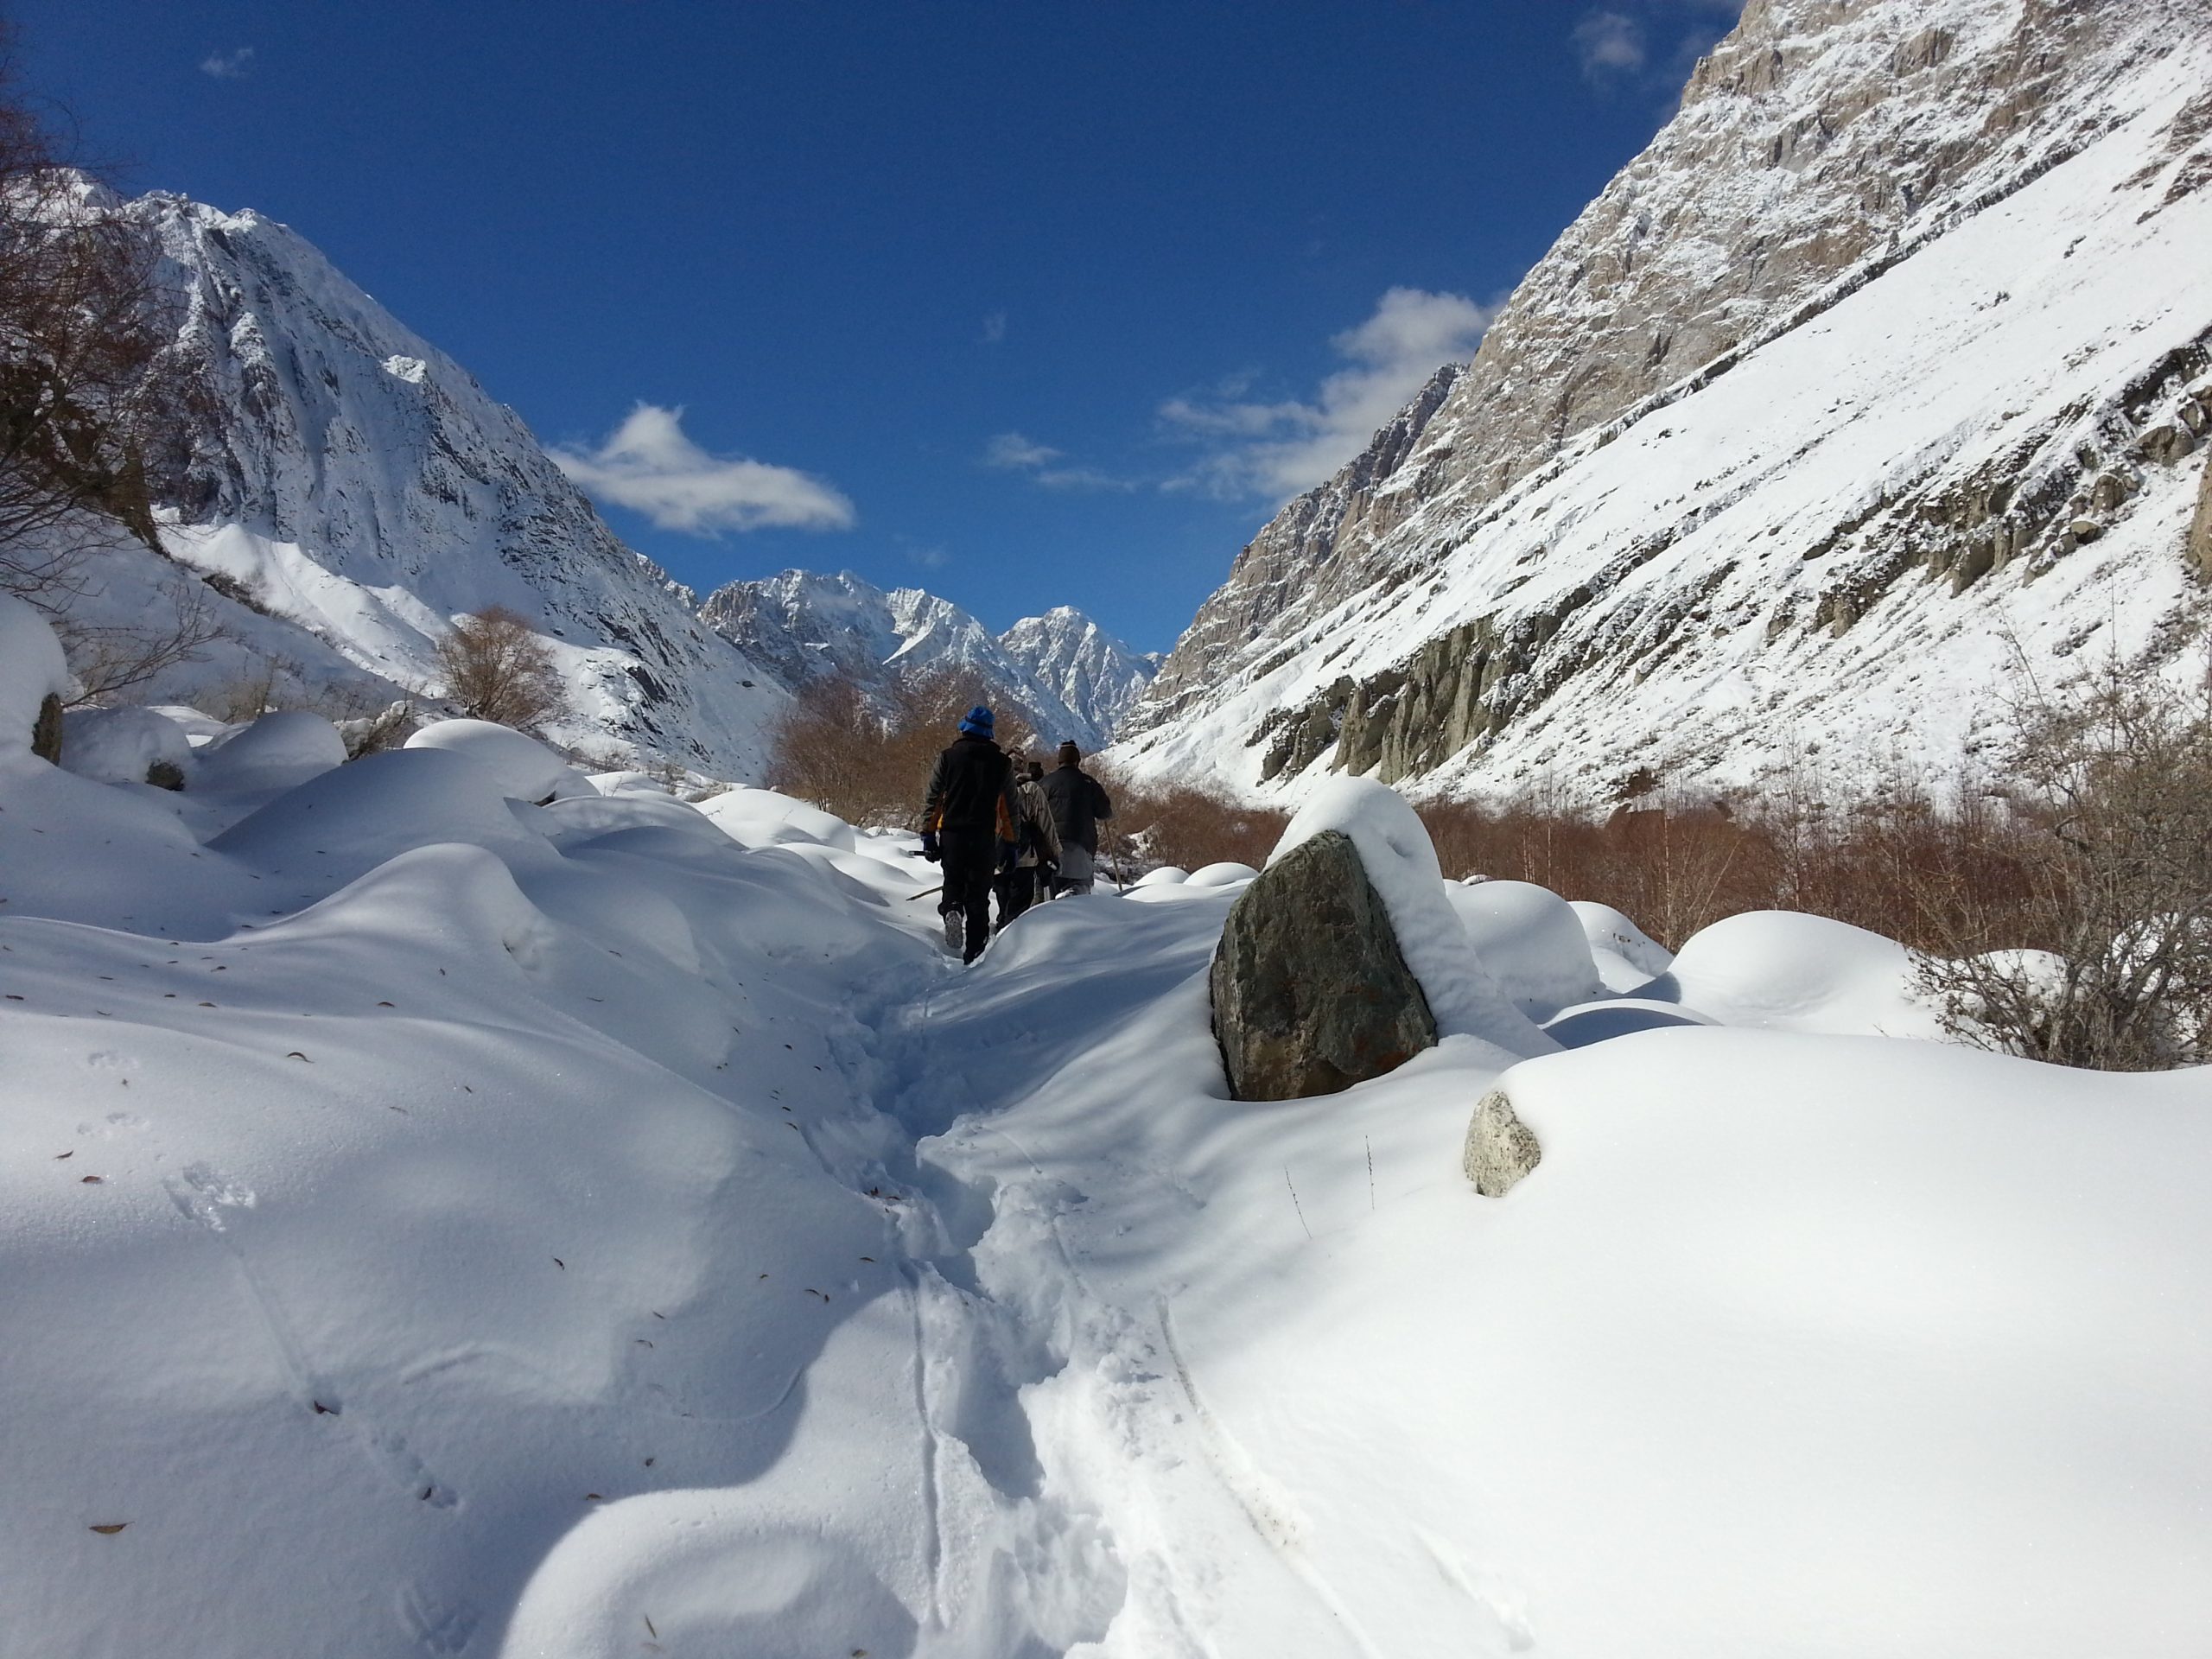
[767,671,1041,828]
[1096,780,1289,877]
[1414,786,2044,954]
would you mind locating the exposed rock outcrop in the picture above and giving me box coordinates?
[1462,1087,1541,1197]
[2192,451,2212,580]
[1209,830,1436,1101]
[31,695,63,766]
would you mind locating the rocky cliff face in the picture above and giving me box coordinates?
[1118,0,2212,805]
[698,570,1152,751]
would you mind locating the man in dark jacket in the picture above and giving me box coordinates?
[920,706,1020,963]
[1040,741,1114,896]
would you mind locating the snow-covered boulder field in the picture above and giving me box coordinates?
[3,602,2207,1656]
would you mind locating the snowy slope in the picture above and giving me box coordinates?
[1116,0,2212,807]
[84,188,792,774]
[700,569,1154,750]
[3,590,2209,1656]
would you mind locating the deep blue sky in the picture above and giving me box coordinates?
[22,1,1738,652]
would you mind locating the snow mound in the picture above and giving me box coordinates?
[0,594,68,756]
[1662,910,1942,1038]
[1184,861,1258,888]
[583,768,673,798]
[210,747,557,899]
[405,717,573,803]
[1130,866,1189,888]
[194,710,348,793]
[1445,879,1603,1020]
[1272,777,1553,1058]
[58,706,194,787]
[1571,900,1675,985]
[697,787,860,855]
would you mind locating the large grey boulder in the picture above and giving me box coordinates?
[1209,830,1437,1101]
[1463,1088,1542,1197]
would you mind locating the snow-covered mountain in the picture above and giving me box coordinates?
[1114,0,2212,806]
[997,607,1161,746]
[698,569,1154,750]
[78,187,790,772]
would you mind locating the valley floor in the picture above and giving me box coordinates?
[3,668,2209,1656]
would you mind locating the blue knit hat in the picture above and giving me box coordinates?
[957,704,995,737]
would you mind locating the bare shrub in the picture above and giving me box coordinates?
[1907,658,2212,1071]
[435,606,568,733]
[207,652,303,723]
[0,71,202,607]
[767,670,1039,828]
[1095,776,1288,874]
[57,572,224,705]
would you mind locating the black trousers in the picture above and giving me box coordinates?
[994,866,1039,931]
[939,831,995,963]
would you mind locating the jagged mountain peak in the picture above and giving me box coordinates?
[697,569,1152,750]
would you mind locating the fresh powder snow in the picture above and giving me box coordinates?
[3,597,2207,1656]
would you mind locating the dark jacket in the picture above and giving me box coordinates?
[1040,764,1113,855]
[924,734,1018,840]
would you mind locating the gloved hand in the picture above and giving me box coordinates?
[995,840,1018,875]
[920,831,940,863]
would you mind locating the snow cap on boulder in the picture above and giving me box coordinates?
[0,594,70,761]
[1271,778,1553,1057]
[406,717,574,804]
[60,706,195,788]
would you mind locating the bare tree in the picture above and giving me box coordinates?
[0,81,190,601]
[0,51,221,705]
[57,571,222,705]
[435,606,569,732]
[1910,652,2212,1071]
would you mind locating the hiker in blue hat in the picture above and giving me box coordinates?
[919,704,1020,963]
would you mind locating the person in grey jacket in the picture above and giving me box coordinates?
[994,758,1061,930]
[1039,741,1113,896]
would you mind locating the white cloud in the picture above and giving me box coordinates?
[200,47,256,80]
[982,431,1062,470]
[1035,467,1138,493]
[550,404,855,536]
[981,311,1008,345]
[1160,286,1493,501]
[982,430,1135,492]
[1573,11,1646,81]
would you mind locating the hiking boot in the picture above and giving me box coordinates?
[942,909,963,953]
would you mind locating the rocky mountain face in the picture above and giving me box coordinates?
[117,189,790,773]
[995,607,1160,746]
[1116,0,2212,807]
[698,569,1153,751]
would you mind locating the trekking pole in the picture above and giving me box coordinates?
[905,884,943,902]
